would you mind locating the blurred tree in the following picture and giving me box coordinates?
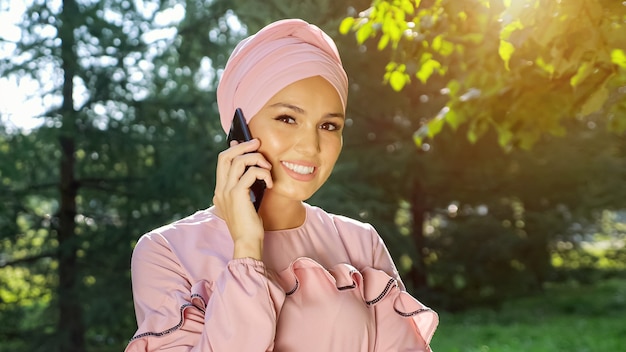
[331,1,624,302]
[340,0,626,149]
[333,0,626,304]
[417,118,626,309]
[0,129,60,351]
[0,0,239,350]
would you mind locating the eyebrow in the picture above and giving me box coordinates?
[270,102,345,119]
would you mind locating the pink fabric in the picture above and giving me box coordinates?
[125,203,438,351]
[216,19,349,133]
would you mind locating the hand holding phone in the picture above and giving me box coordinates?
[226,108,267,211]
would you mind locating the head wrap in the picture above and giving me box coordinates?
[217,18,349,133]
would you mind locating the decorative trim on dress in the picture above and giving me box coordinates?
[285,279,299,296]
[365,278,396,306]
[128,296,206,342]
[394,307,431,317]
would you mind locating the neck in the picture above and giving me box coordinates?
[258,193,306,231]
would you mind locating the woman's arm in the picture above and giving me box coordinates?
[124,234,284,352]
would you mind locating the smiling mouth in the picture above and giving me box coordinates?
[281,161,315,175]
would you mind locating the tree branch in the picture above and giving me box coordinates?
[0,252,55,268]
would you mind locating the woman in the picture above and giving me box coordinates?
[125,19,438,351]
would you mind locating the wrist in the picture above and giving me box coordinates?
[233,238,263,260]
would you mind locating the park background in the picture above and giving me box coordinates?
[1,0,625,351]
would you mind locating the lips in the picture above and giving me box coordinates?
[281,161,315,175]
[280,160,318,181]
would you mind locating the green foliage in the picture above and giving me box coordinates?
[335,0,626,310]
[1,0,239,350]
[552,209,626,273]
[425,215,536,310]
[431,277,626,351]
[401,116,626,308]
[341,0,626,149]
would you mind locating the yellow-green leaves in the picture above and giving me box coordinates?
[497,128,514,148]
[401,0,419,14]
[499,40,515,71]
[339,0,420,49]
[338,14,374,45]
[535,56,555,77]
[378,34,390,50]
[428,107,447,137]
[340,0,626,150]
[611,49,626,69]
[416,54,442,84]
[356,22,375,44]
[342,0,445,91]
[389,70,408,91]
[467,118,488,145]
[384,62,410,91]
[413,104,464,147]
[499,19,523,70]
[570,62,593,87]
[338,16,355,35]
[412,107,449,146]
[432,35,454,56]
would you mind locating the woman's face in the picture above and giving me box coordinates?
[248,75,344,202]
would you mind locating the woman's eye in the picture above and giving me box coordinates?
[320,122,341,131]
[275,115,295,124]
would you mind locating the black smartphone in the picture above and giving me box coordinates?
[226,108,266,211]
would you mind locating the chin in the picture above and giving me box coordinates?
[268,186,318,203]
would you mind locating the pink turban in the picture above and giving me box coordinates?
[217,19,349,133]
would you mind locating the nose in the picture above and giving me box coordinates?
[293,126,321,156]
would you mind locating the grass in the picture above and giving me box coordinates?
[429,277,626,352]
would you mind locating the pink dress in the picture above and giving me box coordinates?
[125,203,438,351]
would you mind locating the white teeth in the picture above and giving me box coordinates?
[282,161,315,175]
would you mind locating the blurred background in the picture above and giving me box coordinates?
[1,0,625,351]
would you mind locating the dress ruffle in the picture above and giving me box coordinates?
[126,280,213,350]
[127,257,438,351]
[276,257,438,345]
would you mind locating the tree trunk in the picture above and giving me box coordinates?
[409,176,428,289]
[58,136,84,352]
[57,0,85,350]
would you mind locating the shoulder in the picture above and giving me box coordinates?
[305,203,389,269]
[133,207,228,257]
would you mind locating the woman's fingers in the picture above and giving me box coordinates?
[233,165,273,191]
[216,140,261,183]
[224,138,261,158]
[227,153,272,180]
[216,140,265,182]
[214,138,272,209]
[230,150,272,170]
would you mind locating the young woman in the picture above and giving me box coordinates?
[125,19,438,352]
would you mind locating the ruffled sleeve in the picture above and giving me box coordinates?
[124,233,285,352]
[271,257,437,351]
[371,229,439,351]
